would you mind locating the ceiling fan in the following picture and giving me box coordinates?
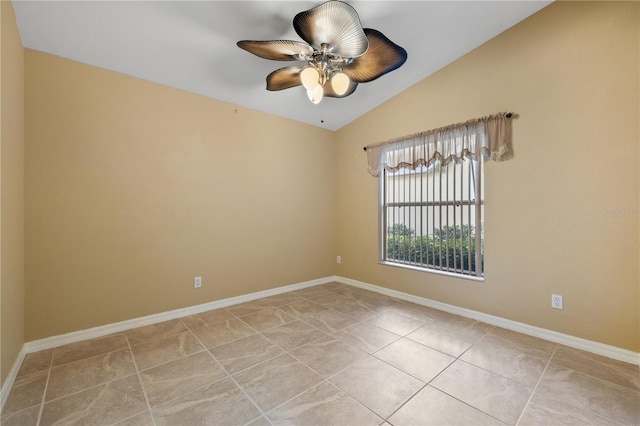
[237,0,407,104]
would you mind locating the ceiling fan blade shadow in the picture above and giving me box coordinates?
[293,1,368,58]
[237,40,313,61]
[324,80,358,98]
[266,65,305,91]
[343,28,407,83]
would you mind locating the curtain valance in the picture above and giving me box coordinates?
[366,112,514,177]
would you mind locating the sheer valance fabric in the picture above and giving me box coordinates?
[366,112,513,176]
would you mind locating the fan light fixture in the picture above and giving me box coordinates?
[238,1,407,104]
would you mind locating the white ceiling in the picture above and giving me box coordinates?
[12,0,551,131]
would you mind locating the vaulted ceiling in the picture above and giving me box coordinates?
[12,1,551,131]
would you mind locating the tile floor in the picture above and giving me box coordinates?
[2,282,639,425]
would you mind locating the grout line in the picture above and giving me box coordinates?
[35,372,140,406]
[43,337,130,370]
[125,335,158,426]
[193,301,343,422]
[35,350,55,426]
[187,328,273,425]
[514,343,559,425]
[260,377,331,419]
[383,382,429,423]
[18,283,629,426]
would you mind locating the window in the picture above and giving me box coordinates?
[366,112,513,280]
[380,157,484,278]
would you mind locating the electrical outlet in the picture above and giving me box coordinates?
[336,256,341,264]
[194,276,202,288]
[551,294,563,309]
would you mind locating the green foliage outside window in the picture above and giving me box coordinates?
[386,224,483,274]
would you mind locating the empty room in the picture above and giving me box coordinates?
[1,1,638,425]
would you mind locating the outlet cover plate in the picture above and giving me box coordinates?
[552,294,563,309]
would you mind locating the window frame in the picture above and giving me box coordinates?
[378,157,485,281]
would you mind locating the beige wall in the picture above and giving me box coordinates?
[1,0,25,385]
[335,1,640,352]
[24,51,336,340]
[13,0,640,356]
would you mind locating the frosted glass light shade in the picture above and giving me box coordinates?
[307,85,324,104]
[331,72,350,96]
[301,67,320,90]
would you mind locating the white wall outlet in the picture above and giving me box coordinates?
[194,276,202,288]
[551,294,563,309]
[336,255,341,264]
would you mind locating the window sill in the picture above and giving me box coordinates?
[378,261,485,282]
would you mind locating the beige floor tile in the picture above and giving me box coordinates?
[180,308,235,330]
[302,309,361,333]
[330,356,424,419]
[431,313,494,338]
[534,363,640,425]
[153,377,261,425]
[365,311,426,336]
[52,334,129,367]
[389,385,504,425]
[519,393,618,426]
[430,360,532,425]
[332,300,377,321]
[267,381,383,425]
[460,335,548,387]
[0,405,40,426]
[131,330,204,371]
[407,325,476,357]
[210,333,284,374]
[3,369,48,414]
[139,351,227,406]
[234,353,323,412]
[262,292,306,306]
[125,319,187,346]
[319,281,345,290]
[551,345,640,391]
[278,299,329,319]
[290,286,334,299]
[392,302,443,322]
[326,285,359,296]
[291,335,368,378]
[239,307,296,331]
[46,348,136,401]
[334,322,401,354]
[374,338,454,383]
[5,284,636,426]
[225,299,272,317]
[247,416,272,426]
[17,349,53,377]
[307,292,354,309]
[40,375,147,426]
[190,317,256,349]
[358,296,402,314]
[488,327,557,360]
[344,288,380,300]
[112,411,155,426]
[261,320,327,351]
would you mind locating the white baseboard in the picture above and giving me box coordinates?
[24,276,333,354]
[1,276,333,411]
[334,276,640,366]
[1,344,28,411]
[3,274,638,411]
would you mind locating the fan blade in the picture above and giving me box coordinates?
[324,80,358,98]
[237,40,313,61]
[266,66,305,91]
[343,28,407,83]
[293,1,368,58]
